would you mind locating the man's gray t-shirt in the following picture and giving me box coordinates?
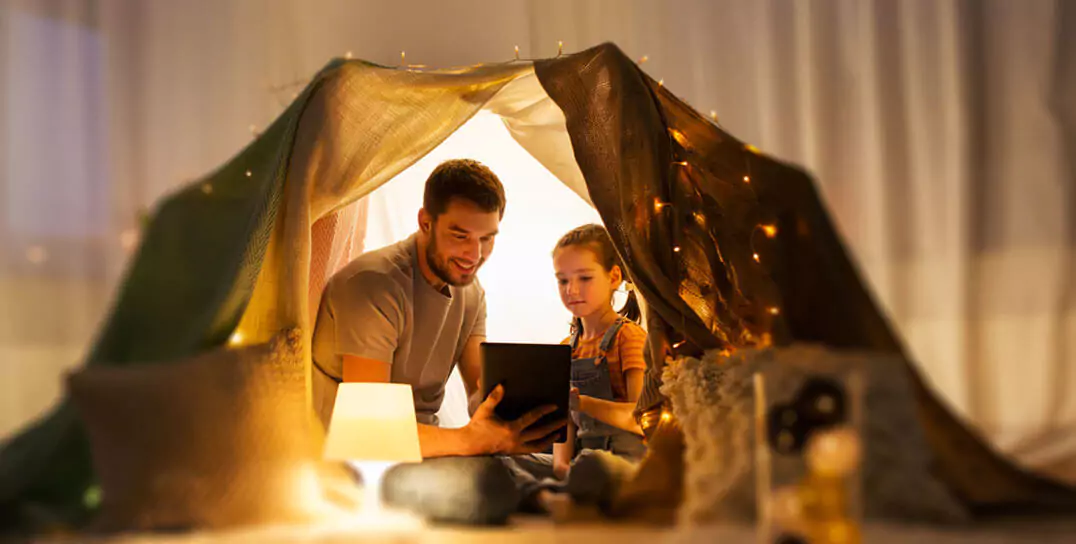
[312,234,486,426]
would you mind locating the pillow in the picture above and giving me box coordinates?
[68,328,333,531]
[662,344,970,525]
[381,456,520,525]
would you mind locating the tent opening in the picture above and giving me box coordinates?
[361,110,626,427]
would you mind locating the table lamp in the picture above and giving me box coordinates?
[324,382,422,521]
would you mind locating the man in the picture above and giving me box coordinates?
[312,158,565,457]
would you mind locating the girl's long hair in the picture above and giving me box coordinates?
[553,224,642,337]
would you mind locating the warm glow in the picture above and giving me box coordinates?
[672,340,686,349]
[638,55,649,64]
[661,411,672,422]
[761,224,778,238]
[245,170,252,177]
[558,40,563,55]
[675,161,689,167]
[710,110,718,121]
[669,128,689,147]
[768,307,780,316]
[514,45,519,59]
[325,383,422,463]
[743,175,750,183]
[745,143,761,154]
[753,252,761,262]
[673,246,681,253]
[228,331,244,346]
[400,51,406,65]
[658,78,664,87]
[326,384,422,522]
[345,51,353,59]
[654,198,667,212]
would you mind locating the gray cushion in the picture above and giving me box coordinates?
[382,456,520,525]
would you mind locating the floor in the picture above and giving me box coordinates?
[25,495,1076,544]
[34,514,1076,544]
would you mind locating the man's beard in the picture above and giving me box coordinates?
[426,233,482,287]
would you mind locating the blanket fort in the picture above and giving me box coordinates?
[1,43,1073,530]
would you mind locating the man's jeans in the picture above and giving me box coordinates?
[500,453,558,507]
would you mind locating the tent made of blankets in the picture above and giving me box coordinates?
[1,42,1073,528]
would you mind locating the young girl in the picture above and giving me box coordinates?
[551,224,648,478]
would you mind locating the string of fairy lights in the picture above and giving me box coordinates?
[20,41,784,335]
[637,47,783,348]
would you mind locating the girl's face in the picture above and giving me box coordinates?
[553,245,621,319]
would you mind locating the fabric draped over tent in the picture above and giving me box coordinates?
[1,43,1073,528]
[534,45,1076,514]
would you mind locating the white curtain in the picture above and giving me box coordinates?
[2,0,1073,477]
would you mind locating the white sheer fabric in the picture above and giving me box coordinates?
[2,0,1073,478]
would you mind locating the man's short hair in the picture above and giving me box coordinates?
[423,159,506,219]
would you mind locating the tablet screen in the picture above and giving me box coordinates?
[480,342,571,443]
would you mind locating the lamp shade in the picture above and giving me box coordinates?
[324,383,422,463]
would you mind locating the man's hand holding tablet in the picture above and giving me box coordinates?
[463,385,566,455]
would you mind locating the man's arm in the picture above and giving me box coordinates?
[341,354,567,458]
[342,354,479,457]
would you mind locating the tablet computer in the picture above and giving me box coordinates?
[480,342,571,443]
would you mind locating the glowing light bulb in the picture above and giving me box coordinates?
[675,161,689,167]
[752,253,760,262]
[672,340,686,349]
[668,128,689,146]
[400,51,406,65]
[558,41,563,55]
[710,110,718,121]
[245,170,252,177]
[654,198,668,212]
[768,307,780,316]
[673,246,681,252]
[743,175,751,183]
[761,224,778,238]
[514,45,519,59]
[658,78,664,87]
